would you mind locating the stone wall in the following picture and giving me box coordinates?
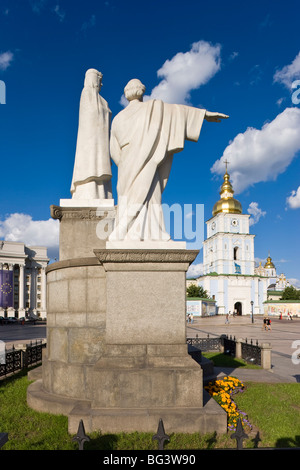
[43,259,106,399]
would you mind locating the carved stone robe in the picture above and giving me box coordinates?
[109,99,206,241]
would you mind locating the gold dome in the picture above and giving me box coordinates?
[264,254,275,269]
[212,170,242,216]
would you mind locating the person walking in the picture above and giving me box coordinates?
[263,317,267,330]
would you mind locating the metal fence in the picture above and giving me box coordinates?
[0,416,283,451]
[187,334,220,352]
[0,341,46,378]
[222,335,236,356]
[241,338,261,366]
[72,417,250,450]
[187,334,262,366]
[72,417,300,451]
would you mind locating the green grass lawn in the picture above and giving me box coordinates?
[233,382,300,448]
[0,369,299,450]
[0,372,76,450]
[202,351,261,369]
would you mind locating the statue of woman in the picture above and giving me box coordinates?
[71,69,112,200]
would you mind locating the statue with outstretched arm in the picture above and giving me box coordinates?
[109,79,228,242]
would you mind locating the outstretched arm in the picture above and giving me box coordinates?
[205,111,229,122]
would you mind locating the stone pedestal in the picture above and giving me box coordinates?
[82,248,215,434]
[27,206,227,435]
[50,202,115,261]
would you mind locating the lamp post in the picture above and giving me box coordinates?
[251,300,254,324]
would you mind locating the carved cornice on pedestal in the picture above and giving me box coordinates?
[94,249,199,264]
[50,204,115,221]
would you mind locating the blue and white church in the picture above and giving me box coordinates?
[196,166,279,316]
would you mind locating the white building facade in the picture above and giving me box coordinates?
[196,169,277,316]
[0,241,49,319]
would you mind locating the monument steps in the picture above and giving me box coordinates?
[27,376,227,435]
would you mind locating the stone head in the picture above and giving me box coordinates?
[124,79,146,102]
[84,69,103,90]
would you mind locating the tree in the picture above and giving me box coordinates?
[186,284,210,298]
[280,286,300,300]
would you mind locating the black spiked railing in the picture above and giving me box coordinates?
[72,419,90,450]
[0,433,8,449]
[152,419,170,450]
[230,417,249,450]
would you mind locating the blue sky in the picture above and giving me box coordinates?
[0,0,300,286]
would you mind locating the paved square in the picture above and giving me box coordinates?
[187,316,300,383]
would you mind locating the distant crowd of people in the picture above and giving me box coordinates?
[263,312,294,330]
[278,311,293,320]
[186,311,295,325]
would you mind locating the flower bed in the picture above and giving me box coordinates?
[204,376,252,431]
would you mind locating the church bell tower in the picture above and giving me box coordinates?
[203,164,255,276]
[197,162,266,316]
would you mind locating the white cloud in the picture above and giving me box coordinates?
[53,4,65,22]
[286,186,300,209]
[120,41,221,107]
[185,211,194,219]
[0,51,14,71]
[259,13,272,30]
[30,1,65,22]
[247,202,266,226]
[30,0,48,14]
[211,107,300,194]
[249,64,263,86]
[147,41,221,104]
[274,51,300,89]
[255,257,266,265]
[81,14,96,32]
[186,263,204,279]
[288,278,300,289]
[0,213,59,259]
[276,97,285,107]
[229,51,239,61]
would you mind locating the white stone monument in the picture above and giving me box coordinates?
[61,68,114,209]
[27,74,228,435]
[108,78,228,248]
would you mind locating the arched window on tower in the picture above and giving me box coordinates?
[233,246,239,260]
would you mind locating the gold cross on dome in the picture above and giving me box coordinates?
[224,159,230,172]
